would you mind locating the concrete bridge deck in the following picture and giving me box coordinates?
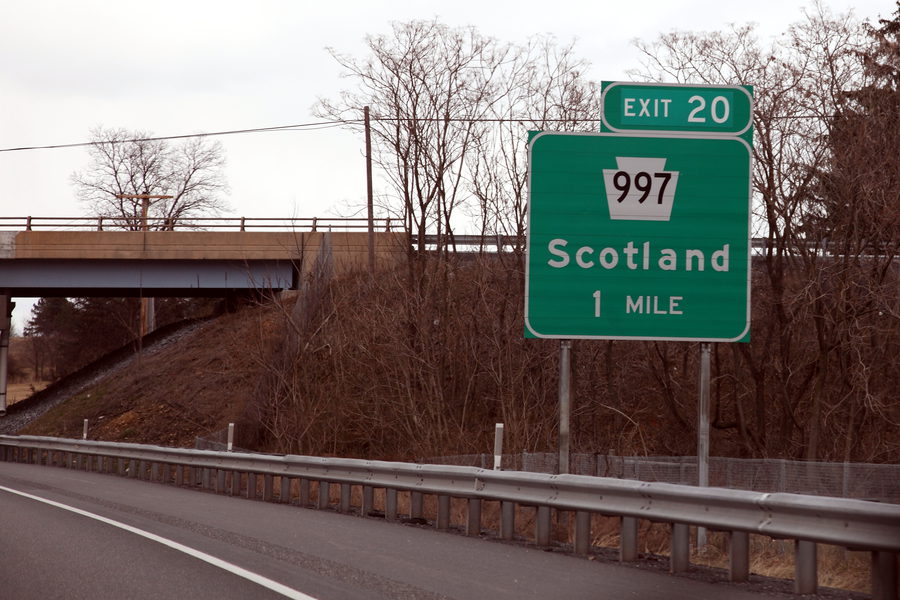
[0,230,406,296]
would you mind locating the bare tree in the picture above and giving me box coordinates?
[317,20,517,254]
[802,3,900,462]
[467,36,601,255]
[629,3,900,461]
[72,127,228,230]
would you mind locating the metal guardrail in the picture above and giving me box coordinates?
[0,216,396,232]
[1,435,898,599]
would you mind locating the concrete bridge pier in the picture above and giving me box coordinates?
[0,293,11,417]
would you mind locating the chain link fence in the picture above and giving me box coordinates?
[420,452,900,504]
[194,426,899,504]
[194,428,257,454]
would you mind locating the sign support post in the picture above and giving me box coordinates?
[558,340,572,474]
[697,342,711,547]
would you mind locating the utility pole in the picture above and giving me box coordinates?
[364,106,375,275]
[114,194,173,338]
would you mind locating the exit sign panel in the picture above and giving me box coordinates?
[601,82,753,136]
[525,131,751,342]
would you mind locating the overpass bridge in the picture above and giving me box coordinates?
[0,216,405,296]
[0,216,407,415]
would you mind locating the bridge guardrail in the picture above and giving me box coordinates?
[0,217,837,256]
[0,435,897,598]
[0,216,396,232]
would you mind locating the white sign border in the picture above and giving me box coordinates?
[600,82,754,138]
[524,129,753,343]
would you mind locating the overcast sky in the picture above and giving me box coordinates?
[1,0,892,330]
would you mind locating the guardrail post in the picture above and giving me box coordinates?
[410,492,424,519]
[280,476,292,504]
[151,463,160,482]
[385,488,398,521]
[217,469,226,493]
[729,531,750,582]
[466,498,482,536]
[436,495,450,530]
[362,486,374,516]
[175,464,183,486]
[299,479,310,506]
[340,484,351,513]
[162,463,171,483]
[247,473,257,499]
[536,506,551,546]
[501,501,515,540]
[794,540,817,595]
[317,481,330,509]
[231,472,241,496]
[670,523,690,573]
[871,550,898,600]
[263,474,274,501]
[575,511,591,555]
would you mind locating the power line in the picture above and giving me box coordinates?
[0,113,829,153]
[0,116,609,153]
[0,120,362,153]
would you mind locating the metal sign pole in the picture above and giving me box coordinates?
[697,342,711,547]
[559,340,572,474]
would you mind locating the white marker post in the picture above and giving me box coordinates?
[227,422,235,452]
[493,423,504,470]
[83,419,89,440]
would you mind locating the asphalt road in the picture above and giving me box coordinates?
[0,461,791,600]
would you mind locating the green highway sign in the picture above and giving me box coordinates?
[601,81,753,136]
[525,131,751,342]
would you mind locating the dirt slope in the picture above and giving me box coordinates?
[13,303,277,448]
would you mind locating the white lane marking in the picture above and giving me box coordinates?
[0,484,318,600]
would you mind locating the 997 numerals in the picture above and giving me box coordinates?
[612,171,672,205]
